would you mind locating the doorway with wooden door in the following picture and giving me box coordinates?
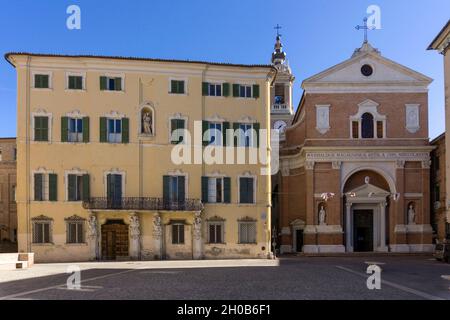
[101,220,129,260]
[353,210,374,252]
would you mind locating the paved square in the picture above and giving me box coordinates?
[0,255,449,300]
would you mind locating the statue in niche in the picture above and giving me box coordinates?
[408,204,416,225]
[129,215,141,240]
[142,110,153,135]
[88,215,98,239]
[319,205,326,226]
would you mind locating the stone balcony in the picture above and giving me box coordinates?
[82,197,204,212]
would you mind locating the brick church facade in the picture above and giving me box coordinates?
[276,41,435,254]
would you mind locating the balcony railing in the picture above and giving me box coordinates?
[82,197,204,211]
[271,104,288,113]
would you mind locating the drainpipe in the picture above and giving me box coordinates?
[25,56,31,252]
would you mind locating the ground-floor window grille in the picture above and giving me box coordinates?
[238,221,256,244]
[33,221,51,244]
[67,221,85,244]
[172,223,185,244]
[208,222,224,244]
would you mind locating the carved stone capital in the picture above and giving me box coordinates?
[421,160,431,169]
[305,161,315,171]
[396,160,405,169]
[332,161,342,170]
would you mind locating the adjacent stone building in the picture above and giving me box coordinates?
[430,133,448,242]
[6,53,275,262]
[276,41,434,254]
[0,138,17,252]
[429,20,450,237]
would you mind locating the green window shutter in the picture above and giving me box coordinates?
[202,121,209,146]
[248,178,254,203]
[34,75,41,88]
[179,81,185,94]
[223,83,230,97]
[178,176,185,202]
[68,175,77,201]
[122,118,129,144]
[239,177,247,203]
[34,173,43,201]
[201,177,209,203]
[177,119,185,144]
[100,76,107,90]
[115,78,122,91]
[170,119,178,144]
[76,76,83,90]
[61,117,69,142]
[82,117,90,143]
[233,84,240,97]
[106,174,113,200]
[41,117,49,141]
[82,174,90,201]
[253,122,260,148]
[222,122,230,147]
[42,75,49,89]
[171,80,177,93]
[252,84,260,99]
[233,123,240,147]
[49,174,57,202]
[68,76,75,89]
[34,117,41,141]
[224,177,231,203]
[99,117,107,143]
[163,176,170,203]
[202,82,209,96]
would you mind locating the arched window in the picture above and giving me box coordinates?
[140,106,154,136]
[361,113,374,138]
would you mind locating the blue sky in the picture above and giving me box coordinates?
[0,0,448,138]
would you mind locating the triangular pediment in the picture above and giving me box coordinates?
[303,45,432,87]
[348,183,390,198]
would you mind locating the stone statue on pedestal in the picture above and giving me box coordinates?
[408,204,416,225]
[319,206,326,226]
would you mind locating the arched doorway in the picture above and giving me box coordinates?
[101,220,129,260]
[343,170,391,253]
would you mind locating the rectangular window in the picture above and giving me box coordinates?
[239,123,253,147]
[208,222,223,244]
[34,173,46,201]
[13,148,17,161]
[352,121,359,139]
[34,74,49,89]
[239,177,255,204]
[100,76,122,91]
[68,174,84,201]
[239,221,256,244]
[170,80,185,94]
[172,223,185,244]
[68,75,83,90]
[376,121,384,138]
[33,222,51,244]
[108,119,122,143]
[67,222,84,244]
[34,116,49,142]
[209,123,222,146]
[207,177,224,203]
[68,118,83,142]
[170,119,186,144]
[208,83,222,97]
[239,85,252,98]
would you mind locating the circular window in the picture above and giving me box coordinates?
[361,64,373,77]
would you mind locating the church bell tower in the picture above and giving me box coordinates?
[270,26,295,141]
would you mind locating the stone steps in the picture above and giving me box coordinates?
[0,253,34,270]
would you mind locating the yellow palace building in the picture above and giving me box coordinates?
[6,52,275,262]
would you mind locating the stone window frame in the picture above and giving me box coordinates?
[166,169,189,199]
[100,73,126,93]
[31,215,53,245]
[103,169,126,198]
[349,99,386,139]
[65,215,87,245]
[237,216,257,244]
[237,172,257,205]
[168,113,188,145]
[168,77,188,96]
[64,168,88,202]
[32,168,55,202]
[206,216,226,244]
[31,109,53,143]
[31,70,53,90]
[65,71,86,91]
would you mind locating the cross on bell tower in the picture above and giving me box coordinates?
[274,24,282,37]
[272,24,286,65]
[355,17,374,44]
